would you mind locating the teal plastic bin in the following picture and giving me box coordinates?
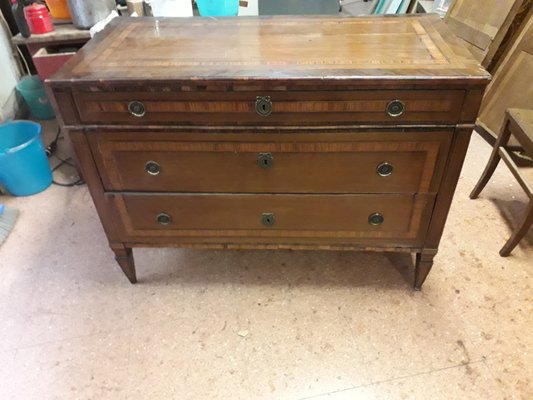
[196,0,239,16]
[16,76,55,120]
[0,121,52,196]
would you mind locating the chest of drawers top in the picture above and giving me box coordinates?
[49,14,489,88]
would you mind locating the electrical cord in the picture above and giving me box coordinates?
[52,156,76,169]
[51,157,85,187]
[45,126,62,157]
[45,128,85,187]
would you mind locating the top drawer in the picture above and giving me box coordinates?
[73,90,465,126]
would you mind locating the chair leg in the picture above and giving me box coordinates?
[470,121,512,200]
[500,201,533,257]
[470,147,502,199]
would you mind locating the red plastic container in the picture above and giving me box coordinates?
[24,3,54,34]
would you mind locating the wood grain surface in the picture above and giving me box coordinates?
[115,193,432,241]
[73,89,466,126]
[91,130,451,194]
[48,15,489,85]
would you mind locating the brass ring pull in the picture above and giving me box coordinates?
[128,101,146,117]
[261,212,275,227]
[255,96,272,117]
[376,162,393,177]
[386,100,405,117]
[257,153,274,169]
[156,213,172,226]
[368,213,384,226]
[145,161,161,176]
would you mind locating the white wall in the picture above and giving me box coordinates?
[239,0,258,16]
[0,10,22,122]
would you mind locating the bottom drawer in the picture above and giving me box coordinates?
[114,193,434,242]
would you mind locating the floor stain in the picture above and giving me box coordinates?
[456,339,474,376]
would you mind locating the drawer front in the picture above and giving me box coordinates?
[114,193,434,243]
[92,131,451,194]
[75,90,465,126]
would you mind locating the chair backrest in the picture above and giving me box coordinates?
[444,0,531,68]
[477,12,533,145]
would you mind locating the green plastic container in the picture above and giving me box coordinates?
[16,76,55,120]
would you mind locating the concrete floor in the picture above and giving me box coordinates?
[0,120,531,399]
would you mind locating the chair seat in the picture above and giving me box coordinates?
[507,108,533,156]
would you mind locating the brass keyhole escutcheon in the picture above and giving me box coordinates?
[368,213,384,226]
[128,101,146,117]
[145,161,161,176]
[156,212,172,226]
[261,212,275,227]
[386,100,405,117]
[257,152,274,169]
[377,162,393,177]
[255,96,273,117]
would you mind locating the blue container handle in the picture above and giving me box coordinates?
[0,121,42,156]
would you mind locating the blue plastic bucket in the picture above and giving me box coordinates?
[196,0,239,16]
[0,121,52,196]
[16,76,55,120]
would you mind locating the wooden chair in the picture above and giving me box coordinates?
[444,0,532,72]
[470,108,533,256]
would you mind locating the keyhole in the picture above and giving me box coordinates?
[256,96,272,116]
[262,213,275,227]
[258,153,273,169]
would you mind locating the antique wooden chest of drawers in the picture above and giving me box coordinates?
[48,15,490,288]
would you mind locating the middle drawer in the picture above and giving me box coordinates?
[90,130,451,194]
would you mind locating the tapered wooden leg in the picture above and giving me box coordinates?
[414,250,437,291]
[111,245,137,284]
[500,201,533,257]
